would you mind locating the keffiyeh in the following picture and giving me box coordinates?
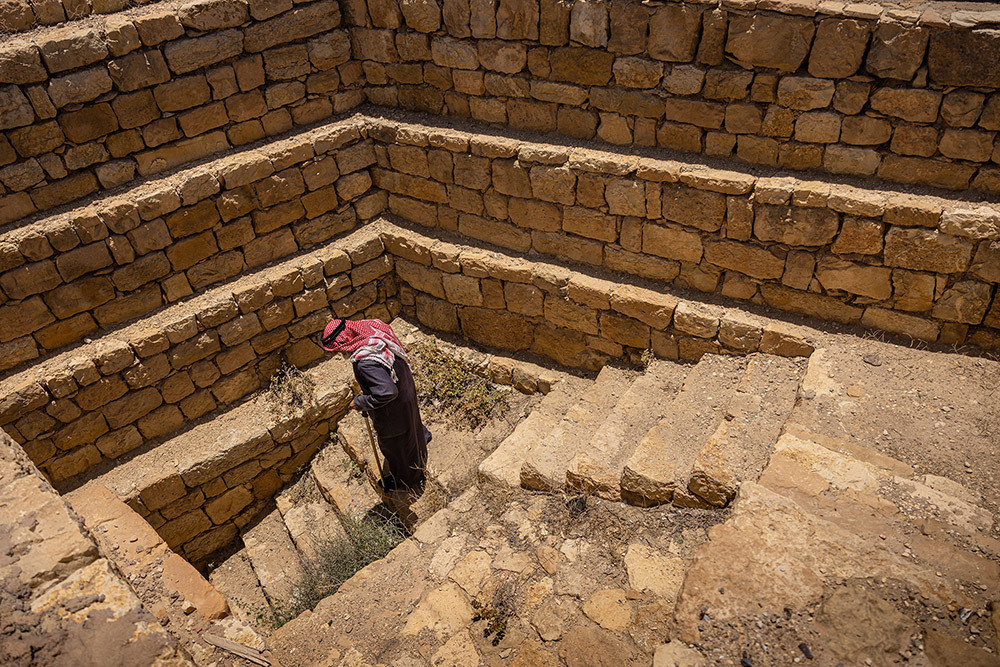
[321,319,408,380]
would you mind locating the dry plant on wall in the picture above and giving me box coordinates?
[266,361,317,418]
[409,342,511,429]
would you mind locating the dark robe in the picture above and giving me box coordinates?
[352,355,428,489]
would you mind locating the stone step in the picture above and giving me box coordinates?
[241,507,306,608]
[685,353,805,507]
[520,364,636,493]
[208,546,272,634]
[759,430,1000,589]
[477,375,592,489]
[311,440,382,521]
[65,353,353,562]
[67,483,275,660]
[565,359,687,501]
[275,469,346,561]
[620,354,748,507]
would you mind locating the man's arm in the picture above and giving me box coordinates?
[353,359,399,411]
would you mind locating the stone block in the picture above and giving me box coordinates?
[39,26,107,73]
[460,306,533,349]
[496,0,537,40]
[754,205,839,246]
[108,51,171,93]
[402,0,441,32]
[726,14,815,74]
[816,257,892,300]
[809,19,869,78]
[549,47,614,86]
[164,30,245,74]
[642,224,703,263]
[932,281,992,324]
[866,22,928,81]
[570,0,607,48]
[648,4,701,62]
[703,240,784,280]
[869,88,940,124]
[884,228,972,273]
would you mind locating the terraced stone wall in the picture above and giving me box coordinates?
[0,0,363,224]
[383,223,815,371]
[0,121,384,372]
[368,119,1000,351]
[344,0,1000,193]
[0,227,396,484]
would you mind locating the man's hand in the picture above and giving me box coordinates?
[349,400,358,412]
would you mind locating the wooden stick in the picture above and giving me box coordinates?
[201,633,271,666]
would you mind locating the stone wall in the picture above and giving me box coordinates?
[0,226,396,484]
[382,221,815,371]
[343,0,1000,194]
[69,360,355,563]
[0,118,384,373]
[0,0,363,224]
[367,118,1000,351]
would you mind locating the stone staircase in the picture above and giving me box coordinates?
[480,349,807,511]
[248,337,1000,666]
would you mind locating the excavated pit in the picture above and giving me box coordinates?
[3,0,1000,662]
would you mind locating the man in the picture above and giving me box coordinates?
[321,318,429,492]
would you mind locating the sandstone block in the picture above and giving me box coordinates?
[570,0,607,48]
[776,77,834,111]
[613,58,662,89]
[179,0,249,30]
[48,67,112,108]
[609,1,647,55]
[939,129,995,162]
[869,88,940,124]
[823,145,880,177]
[0,85,34,130]
[703,240,783,280]
[478,39,526,73]
[971,240,1000,283]
[661,184,726,232]
[754,205,839,246]
[401,0,441,32]
[878,156,975,191]
[164,31,245,74]
[245,1,339,52]
[663,98,724,129]
[840,116,892,145]
[39,26,107,73]
[794,112,840,143]
[460,306,533,349]
[932,281,992,324]
[928,29,1000,88]
[816,257,891,300]
[496,0,537,40]
[726,14,815,74]
[860,307,939,341]
[939,206,1000,241]
[643,224,703,263]
[866,22,928,81]
[809,19,869,78]
[884,228,972,273]
[648,4,701,62]
[549,47,614,86]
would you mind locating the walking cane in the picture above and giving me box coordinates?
[361,411,385,485]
